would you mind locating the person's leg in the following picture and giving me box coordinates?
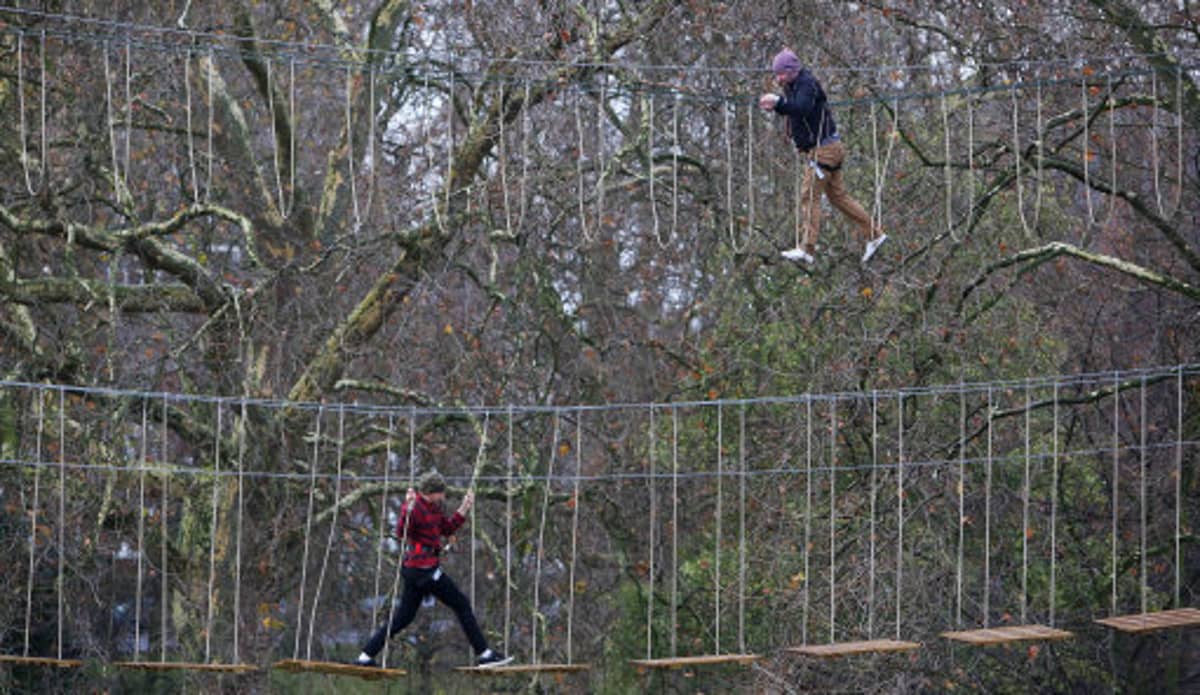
[428,570,489,654]
[361,569,427,658]
[818,142,880,242]
[798,156,821,255]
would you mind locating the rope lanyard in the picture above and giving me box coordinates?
[867,391,879,638]
[802,396,813,644]
[982,388,992,628]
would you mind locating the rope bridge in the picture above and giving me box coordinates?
[0,364,1196,677]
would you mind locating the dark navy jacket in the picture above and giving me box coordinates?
[772,68,838,152]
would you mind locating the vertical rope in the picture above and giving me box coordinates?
[895,393,905,640]
[868,391,878,638]
[183,51,199,202]
[159,394,169,662]
[122,39,132,186]
[532,412,560,665]
[1021,381,1031,624]
[370,415,394,639]
[1169,66,1184,215]
[306,405,346,660]
[983,388,992,628]
[724,104,742,253]
[941,92,955,240]
[956,387,966,628]
[670,94,680,245]
[1111,373,1120,615]
[670,407,679,657]
[1175,365,1183,608]
[574,85,593,244]
[56,388,65,660]
[504,406,513,656]
[828,397,837,644]
[738,403,747,653]
[1150,71,1164,217]
[646,406,656,659]
[23,392,44,658]
[17,31,48,195]
[1139,376,1147,615]
[345,66,361,231]
[566,414,583,664]
[205,49,215,203]
[595,79,606,236]
[647,95,666,250]
[381,409,417,668]
[714,404,723,653]
[292,407,321,659]
[232,401,247,664]
[1080,69,1095,227]
[802,396,812,644]
[134,401,148,660]
[746,104,758,250]
[1050,381,1059,626]
[204,402,222,663]
[103,43,125,203]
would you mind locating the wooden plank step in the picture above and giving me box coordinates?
[0,655,83,668]
[1095,608,1200,634]
[272,659,406,679]
[454,662,592,674]
[629,653,762,669]
[114,661,258,673]
[785,639,921,658]
[941,624,1073,645]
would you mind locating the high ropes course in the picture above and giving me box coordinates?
[0,5,1197,687]
[0,364,1197,681]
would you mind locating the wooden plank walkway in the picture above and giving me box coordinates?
[785,639,921,658]
[455,662,592,674]
[629,653,762,669]
[272,659,406,679]
[0,655,83,668]
[1095,608,1200,634]
[941,624,1073,645]
[114,661,258,673]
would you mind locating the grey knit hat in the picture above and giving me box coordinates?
[418,470,447,494]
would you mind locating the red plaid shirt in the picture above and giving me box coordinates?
[397,494,465,569]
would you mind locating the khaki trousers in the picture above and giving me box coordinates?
[798,140,879,251]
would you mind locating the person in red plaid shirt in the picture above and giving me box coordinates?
[357,470,512,668]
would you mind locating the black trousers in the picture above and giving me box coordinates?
[362,566,488,657]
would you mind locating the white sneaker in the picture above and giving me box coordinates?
[861,234,888,263]
[781,247,815,264]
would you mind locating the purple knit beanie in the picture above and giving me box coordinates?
[771,48,802,74]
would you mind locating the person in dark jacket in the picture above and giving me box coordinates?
[758,48,888,265]
[356,470,512,668]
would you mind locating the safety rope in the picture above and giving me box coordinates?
[22,392,44,658]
